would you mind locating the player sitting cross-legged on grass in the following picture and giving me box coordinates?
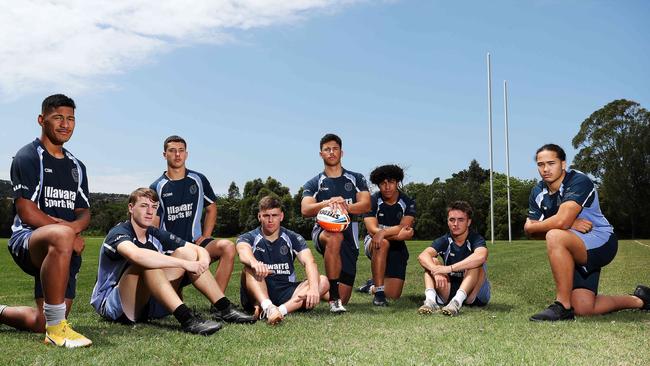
[417,201,490,316]
[1,94,92,348]
[90,188,254,336]
[237,196,329,325]
[525,144,650,321]
[357,164,416,306]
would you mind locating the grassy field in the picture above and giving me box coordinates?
[1,238,649,365]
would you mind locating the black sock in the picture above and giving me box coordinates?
[329,279,340,300]
[213,297,231,311]
[173,303,192,324]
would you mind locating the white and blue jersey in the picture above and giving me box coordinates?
[431,232,488,279]
[302,168,369,246]
[237,227,308,285]
[10,138,90,235]
[150,169,217,242]
[528,170,614,250]
[90,221,186,313]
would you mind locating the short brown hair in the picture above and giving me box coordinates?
[447,200,473,219]
[128,188,159,207]
[164,135,187,151]
[258,195,282,212]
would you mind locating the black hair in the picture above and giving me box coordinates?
[320,133,342,150]
[369,164,404,186]
[536,143,566,161]
[41,94,75,115]
[164,135,187,151]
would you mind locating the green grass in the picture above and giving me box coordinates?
[1,238,649,365]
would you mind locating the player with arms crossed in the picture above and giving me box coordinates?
[357,164,415,306]
[301,133,371,313]
[91,188,254,336]
[418,201,490,316]
[525,144,649,321]
[151,135,237,294]
[1,94,92,347]
[237,196,329,325]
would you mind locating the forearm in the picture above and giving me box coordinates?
[524,216,567,236]
[418,253,439,272]
[236,245,257,267]
[304,261,320,289]
[131,250,186,269]
[377,225,402,239]
[451,252,487,272]
[347,201,370,215]
[66,209,91,234]
[202,206,217,237]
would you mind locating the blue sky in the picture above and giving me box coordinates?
[1,1,648,195]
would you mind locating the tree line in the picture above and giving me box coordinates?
[0,99,648,239]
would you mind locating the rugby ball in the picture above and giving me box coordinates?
[317,207,350,232]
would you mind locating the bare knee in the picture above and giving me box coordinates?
[172,245,197,260]
[217,240,236,261]
[46,225,76,253]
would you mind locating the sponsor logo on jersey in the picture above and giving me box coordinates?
[320,187,329,191]
[265,262,290,275]
[254,247,266,253]
[166,203,194,221]
[162,192,173,197]
[44,168,53,173]
[43,186,77,209]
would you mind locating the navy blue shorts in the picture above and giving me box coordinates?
[198,237,215,248]
[240,279,302,312]
[312,224,359,286]
[573,232,618,294]
[8,229,81,299]
[364,237,409,280]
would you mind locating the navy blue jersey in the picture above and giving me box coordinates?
[10,139,90,235]
[303,168,369,239]
[90,221,186,312]
[237,227,308,284]
[150,169,218,242]
[365,191,416,228]
[431,232,487,278]
[528,170,612,230]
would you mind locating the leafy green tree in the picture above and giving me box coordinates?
[215,195,242,237]
[239,177,292,231]
[572,99,650,237]
[227,181,241,199]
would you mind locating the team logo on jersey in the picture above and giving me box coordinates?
[396,211,403,220]
[71,167,79,183]
[189,184,197,195]
[280,245,289,255]
[344,182,353,191]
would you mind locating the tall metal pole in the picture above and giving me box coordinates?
[487,53,494,244]
[504,80,512,243]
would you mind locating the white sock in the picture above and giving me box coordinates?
[43,302,66,327]
[260,299,272,312]
[375,285,385,292]
[452,289,467,306]
[0,304,7,317]
[425,288,437,303]
[278,304,288,316]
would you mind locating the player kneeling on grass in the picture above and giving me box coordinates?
[417,201,490,316]
[91,188,255,336]
[524,144,650,321]
[237,196,329,325]
[357,164,416,306]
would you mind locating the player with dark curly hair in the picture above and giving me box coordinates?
[357,164,416,306]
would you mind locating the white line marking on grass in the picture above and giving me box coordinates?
[634,240,650,248]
